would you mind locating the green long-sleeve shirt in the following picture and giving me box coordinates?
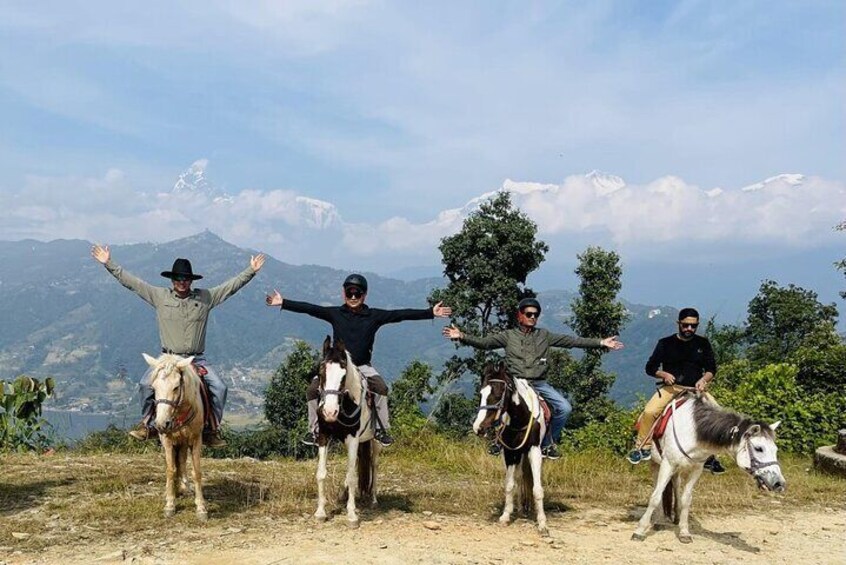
[460,327,603,381]
[104,260,256,355]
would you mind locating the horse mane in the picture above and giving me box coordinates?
[692,397,775,448]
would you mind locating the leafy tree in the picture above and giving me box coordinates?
[836,220,846,300]
[745,280,839,366]
[550,246,627,426]
[704,317,746,367]
[264,341,317,431]
[389,360,435,436]
[1,376,55,452]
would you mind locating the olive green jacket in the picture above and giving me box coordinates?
[104,260,256,355]
[460,327,603,381]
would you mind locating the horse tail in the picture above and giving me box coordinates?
[357,440,373,498]
[662,479,675,523]
[520,455,533,515]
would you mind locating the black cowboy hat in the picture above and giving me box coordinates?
[161,258,203,280]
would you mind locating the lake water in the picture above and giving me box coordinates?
[43,410,136,442]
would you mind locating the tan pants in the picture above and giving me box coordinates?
[637,385,716,448]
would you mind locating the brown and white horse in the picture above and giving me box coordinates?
[142,353,207,520]
[633,395,785,543]
[314,337,380,527]
[474,362,548,536]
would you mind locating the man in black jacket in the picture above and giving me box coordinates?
[627,307,725,474]
[266,274,451,447]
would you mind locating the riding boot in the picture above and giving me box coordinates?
[372,394,394,446]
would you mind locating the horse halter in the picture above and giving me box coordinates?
[155,368,185,408]
[737,432,780,481]
[318,362,362,423]
[478,379,511,422]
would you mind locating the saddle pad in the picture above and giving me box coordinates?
[539,398,551,428]
[652,397,689,441]
[193,363,217,430]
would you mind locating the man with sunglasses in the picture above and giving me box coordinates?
[627,308,725,474]
[443,297,623,460]
[266,273,452,447]
[91,244,266,447]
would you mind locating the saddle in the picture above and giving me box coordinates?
[650,396,690,442]
[539,397,551,429]
[193,364,218,432]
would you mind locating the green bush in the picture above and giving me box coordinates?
[75,424,158,454]
[1,376,55,452]
[212,421,313,460]
[559,406,639,455]
[719,363,846,454]
[789,342,846,395]
[432,392,477,438]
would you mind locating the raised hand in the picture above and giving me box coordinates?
[91,244,110,265]
[251,253,266,272]
[433,302,452,318]
[600,336,624,351]
[265,289,283,307]
[442,324,462,340]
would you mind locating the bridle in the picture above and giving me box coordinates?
[737,432,780,487]
[153,366,196,432]
[478,378,537,451]
[319,361,363,424]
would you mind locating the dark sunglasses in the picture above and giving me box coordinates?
[345,288,364,299]
[679,322,699,329]
[172,276,191,283]
[522,310,539,319]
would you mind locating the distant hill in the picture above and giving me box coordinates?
[0,232,675,417]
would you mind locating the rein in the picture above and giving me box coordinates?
[480,379,537,452]
[154,368,197,433]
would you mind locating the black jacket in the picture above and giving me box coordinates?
[281,300,434,365]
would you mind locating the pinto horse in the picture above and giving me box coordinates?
[314,337,381,527]
[142,353,207,520]
[474,362,549,536]
[632,394,785,543]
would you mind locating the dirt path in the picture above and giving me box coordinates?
[5,506,843,565]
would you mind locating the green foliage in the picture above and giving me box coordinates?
[0,376,55,452]
[432,191,548,336]
[704,317,746,366]
[789,342,846,395]
[559,405,639,455]
[745,280,839,366]
[432,392,477,437]
[74,424,158,454]
[719,363,846,454]
[836,220,846,300]
[389,361,435,437]
[264,341,317,431]
[212,421,312,460]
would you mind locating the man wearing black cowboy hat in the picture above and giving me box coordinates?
[92,244,266,447]
[265,273,452,448]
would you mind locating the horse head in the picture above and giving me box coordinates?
[143,353,196,434]
[318,336,351,423]
[735,421,786,492]
[473,360,512,436]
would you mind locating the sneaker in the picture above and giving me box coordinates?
[488,442,502,456]
[541,444,561,460]
[203,430,227,448]
[626,448,651,465]
[301,431,318,447]
[704,455,726,475]
[374,429,394,447]
[128,423,157,441]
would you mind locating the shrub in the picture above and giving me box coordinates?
[1,376,55,452]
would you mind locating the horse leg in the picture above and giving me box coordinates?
[344,435,360,527]
[177,443,190,495]
[314,444,329,522]
[633,459,675,541]
[499,461,517,525]
[162,436,177,518]
[676,466,703,543]
[527,446,548,537]
[370,441,381,508]
[191,434,207,521]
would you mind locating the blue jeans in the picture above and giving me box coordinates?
[529,380,572,448]
[139,357,227,428]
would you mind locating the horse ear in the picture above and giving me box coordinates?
[744,424,762,438]
[770,420,781,431]
[322,336,331,355]
[336,338,346,352]
[177,356,195,368]
[142,353,158,367]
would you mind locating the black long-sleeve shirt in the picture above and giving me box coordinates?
[281,300,434,365]
[645,334,717,388]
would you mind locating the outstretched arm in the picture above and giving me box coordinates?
[209,253,265,307]
[443,325,508,350]
[91,243,159,306]
[266,290,333,322]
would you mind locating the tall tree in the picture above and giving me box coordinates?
[264,341,317,431]
[549,246,627,425]
[836,220,846,300]
[745,280,838,366]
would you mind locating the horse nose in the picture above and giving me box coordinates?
[773,480,785,492]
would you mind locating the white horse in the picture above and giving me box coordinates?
[473,362,549,536]
[632,394,785,543]
[142,353,207,520]
[314,337,381,527]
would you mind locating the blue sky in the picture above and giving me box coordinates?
[0,1,844,315]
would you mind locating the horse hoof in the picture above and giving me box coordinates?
[164,508,175,518]
[679,535,693,544]
[196,511,208,522]
[631,533,646,542]
[314,514,327,523]
[538,527,550,537]
[348,519,360,529]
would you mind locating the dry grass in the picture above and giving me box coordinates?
[1,434,843,553]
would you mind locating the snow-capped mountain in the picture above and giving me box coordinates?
[741,173,805,192]
[172,159,231,202]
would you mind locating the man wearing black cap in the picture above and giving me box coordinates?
[91,244,265,447]
[265,274,452,447]
[444,297,623,460]
[626,307,725,474]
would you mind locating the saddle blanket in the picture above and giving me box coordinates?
[651,396,690,441]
